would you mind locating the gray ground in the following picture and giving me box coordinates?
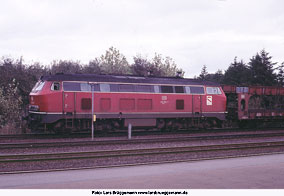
[1,153,284,189]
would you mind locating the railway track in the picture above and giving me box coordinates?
[2,141,284,162]
[2,129,284,174]
[1,130,284,149]
[1,127,284,141]
[1,140,284,174]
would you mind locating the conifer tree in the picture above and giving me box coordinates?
[248,49,277,86]
[222,57,250,85]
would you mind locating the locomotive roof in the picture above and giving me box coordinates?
[41,74,220,86]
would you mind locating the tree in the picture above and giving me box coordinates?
[0,79,23,129]
[99,47,130,75]
[198,65,209,80]
[131,55,152,76]
[248,49,277,86]
[196,65,224,83]
[222,57,250,85]
[0,57,46,106]
[276,62,284,86]
[207,70,224,83]
[82,59,102,74]
[131,54,184,77]
[151,54,184,77]
[27,62,48,81]
[50,60,83,74]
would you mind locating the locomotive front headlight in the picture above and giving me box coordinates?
[29,105,39,112]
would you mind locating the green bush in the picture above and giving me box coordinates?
[0,79,23,134]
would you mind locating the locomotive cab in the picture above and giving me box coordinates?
[29,80,62,112]
[28,79,63,131]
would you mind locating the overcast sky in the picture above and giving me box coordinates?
[1,0,284,77]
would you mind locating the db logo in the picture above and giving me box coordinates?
[160,96,169,104]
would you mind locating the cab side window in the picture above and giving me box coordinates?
[51,82,60,91]
[206,87,222,95]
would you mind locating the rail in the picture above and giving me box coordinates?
[1,141,284,174]
[1,131,284,149]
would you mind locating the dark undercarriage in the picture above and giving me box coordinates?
[28,112,225,133]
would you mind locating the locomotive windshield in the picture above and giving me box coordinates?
[31,81,45,92]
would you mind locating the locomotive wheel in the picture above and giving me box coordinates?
[165,119,176,131]
[52,120,71,134]
[157,119,166,130]
[201,120,211,129]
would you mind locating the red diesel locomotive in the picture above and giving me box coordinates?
[28,74,227,132]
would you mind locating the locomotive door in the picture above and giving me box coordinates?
[192,95,202,115]
[63,92,76,114]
